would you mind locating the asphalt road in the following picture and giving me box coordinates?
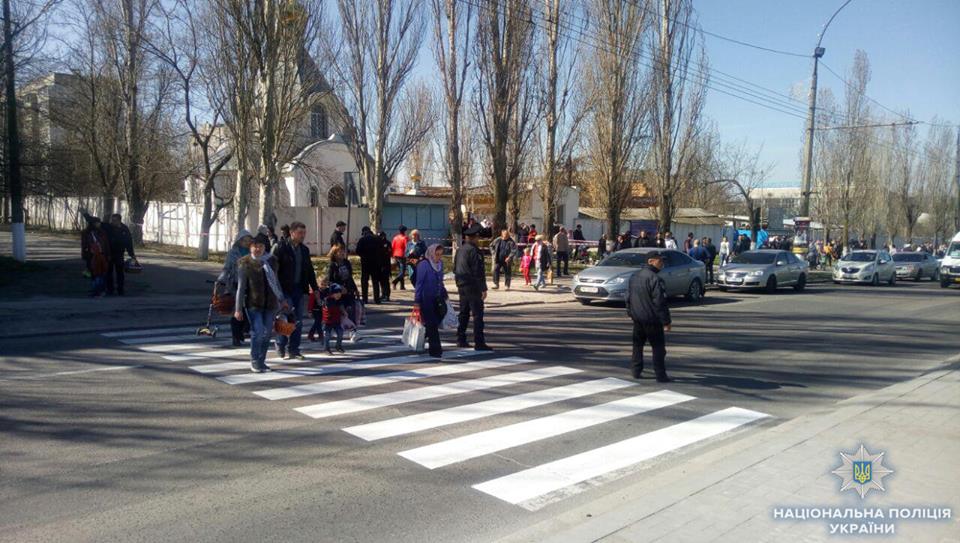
[2,281,958,543]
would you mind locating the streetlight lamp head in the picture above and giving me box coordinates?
[814,47,826,58]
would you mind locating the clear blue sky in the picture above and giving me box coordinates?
[696,0,960,186]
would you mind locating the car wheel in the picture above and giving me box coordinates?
[577,298,591,306]
[793,274,806,292]
[888,272,896,286]
[765,276,777,294]
[685,279,703,303]
[931,269,939,281]
[718,286,728,292]
[941,277,950,288]
[913,270,921,282]
[871,273,879,286]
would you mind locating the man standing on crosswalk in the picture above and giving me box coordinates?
[626,251,672,382]
[454,224,493,351]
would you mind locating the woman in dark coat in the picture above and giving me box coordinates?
[81,215,111,297]
[327,245,361,339]
[413,244,447,358]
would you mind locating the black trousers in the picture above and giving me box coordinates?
[392,257,407,289]
[631,321,667,378]
[556,251,569,276]
[360,265,380,304]
[456,290,485,345]
[378,269,391,300]
[425,322,442,357]
[105,256,125,294]
[705,262,714,283]
[492,259,512,287]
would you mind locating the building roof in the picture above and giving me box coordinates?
[748,187,801,199]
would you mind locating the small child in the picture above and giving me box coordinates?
[322,284,345,354]
[520,247,532,285]
[307,278,329,342]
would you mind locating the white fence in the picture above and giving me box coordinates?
[24,196,363,255]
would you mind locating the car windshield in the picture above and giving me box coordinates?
[841,252,876,262]
[599,253,651,267]
[730,252,776,265]
[948,243,960,258]
[892,253,923,262]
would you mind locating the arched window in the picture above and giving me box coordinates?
[310,106,328,139]
[328,185,346,207]
[308,186,320,207]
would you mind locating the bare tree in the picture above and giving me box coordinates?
[889,120,925,243]
[921,123,957,245]
[473,0,536,232]
[327,0,429,231]
[210,0,327,229]
[582,0,649,238]
[711,141,773,244]
[649,0,707,235]
[536,0,583,236]
[150,0,233,259]
[431,0,472,249]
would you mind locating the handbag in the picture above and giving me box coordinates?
[402,317,426,353]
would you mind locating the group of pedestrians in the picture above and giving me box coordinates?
[80,213,138,297]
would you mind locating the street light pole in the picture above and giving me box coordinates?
[799,0,855,218]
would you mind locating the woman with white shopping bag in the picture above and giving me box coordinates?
[413,244,448,358]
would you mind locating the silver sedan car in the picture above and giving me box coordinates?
[572,248,706,305]
[892,252,940,281]
[833,250,897,285]
[717,250,809,293]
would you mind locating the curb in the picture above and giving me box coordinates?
[495,353,960,543]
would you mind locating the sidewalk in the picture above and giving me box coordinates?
[499,356,960,543]
[0,230,579,338]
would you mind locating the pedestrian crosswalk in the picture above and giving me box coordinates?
[103,325,772,510]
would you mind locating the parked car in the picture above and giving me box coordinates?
[892,252,940,281]
[940,231,960,288]
[717,250,809,293]
[572,248,705,305]
[833,250,896,286]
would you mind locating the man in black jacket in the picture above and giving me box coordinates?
[355,226,381,304]
[272,221,319,359]
[625,252,672,382]
[330,221,347,251]
[489,229,517,290]
[103,214,136,296]
[454,224,492,351]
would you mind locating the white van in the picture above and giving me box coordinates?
[940,231,960,288]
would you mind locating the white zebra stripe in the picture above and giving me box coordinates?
[296,366,581,419]
[472,407,770,505]
[344,377,635,441]
[255,357,533,401]
[398,390,695,469]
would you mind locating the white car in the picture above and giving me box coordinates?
[833,250,897,286]
[940,231,960,289]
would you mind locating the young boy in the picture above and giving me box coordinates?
[520,247,532,286]
[308,278,330,342]
[323,284,345,354]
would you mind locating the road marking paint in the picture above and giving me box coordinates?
[0,365,143,382]
[166,339,406,362]
[297,366,581,419]
[115,328,400,346]
[398,390,696,469]
[472,407,770,505]
[192,344,457,375]
[137,343,229,353]
[255,357,533,401]
[344,377,635,441]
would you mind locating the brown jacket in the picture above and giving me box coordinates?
[236,255,280,313]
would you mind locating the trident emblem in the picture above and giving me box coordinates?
[853,461,872,484]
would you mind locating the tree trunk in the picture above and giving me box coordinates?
[258,180,275,227]
[199,186,214,260]
[129,200,148,246]
[102,192,115,216]
[4,0,25,261]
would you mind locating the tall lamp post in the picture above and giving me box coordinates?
[800,0,855,217]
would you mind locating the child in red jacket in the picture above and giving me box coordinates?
[323,284,345,354]
[520,247,533,285]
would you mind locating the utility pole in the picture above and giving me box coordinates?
[3,0,26,262]
[799,47,824,218]
[799,0,854,218]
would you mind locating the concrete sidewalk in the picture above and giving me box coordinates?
[500,356,960,543]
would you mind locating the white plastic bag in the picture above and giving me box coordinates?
[402,317,426,353]
[441,301,458,330]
